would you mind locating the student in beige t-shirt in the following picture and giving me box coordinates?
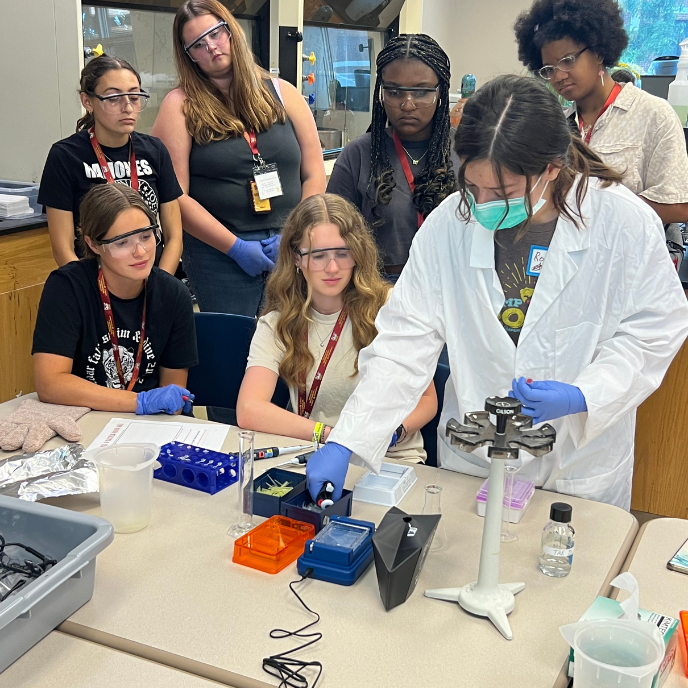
[236,193,436,462]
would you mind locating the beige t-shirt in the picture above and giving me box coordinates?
[247,308,426,463]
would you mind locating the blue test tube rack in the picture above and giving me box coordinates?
[154,442,239,495]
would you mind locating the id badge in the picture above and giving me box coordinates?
[253,163,284,200]
[248,179,272,214]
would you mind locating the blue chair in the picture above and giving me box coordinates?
[420,363,451,467]
[187,313,290,423]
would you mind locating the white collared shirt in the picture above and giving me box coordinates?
[569,83,688,204]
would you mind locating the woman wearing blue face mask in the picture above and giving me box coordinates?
[303,75,688,511]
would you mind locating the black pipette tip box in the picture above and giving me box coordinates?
[280,489,353,533]
[252,468,307,518]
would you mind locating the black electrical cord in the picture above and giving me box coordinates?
[262,569,323,688]
[0,534,56,602]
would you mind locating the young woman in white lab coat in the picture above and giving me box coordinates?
[305,75,688,511]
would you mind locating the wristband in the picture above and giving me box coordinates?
[395,423,408,444]
[313,422,324,445]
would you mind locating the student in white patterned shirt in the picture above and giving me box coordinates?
[515,0,688,227]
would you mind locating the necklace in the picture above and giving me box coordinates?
[400,144,428,166]
[313,322,333,348]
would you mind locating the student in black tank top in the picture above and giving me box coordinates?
[39,56,183,275]
[152,0,326,324]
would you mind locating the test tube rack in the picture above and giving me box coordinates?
[154,442,239,495]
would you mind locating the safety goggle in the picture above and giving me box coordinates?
[295,247,356,271]
[184,21,231,62]
[96,224,160,256]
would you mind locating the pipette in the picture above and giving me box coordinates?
[254,445,312,460]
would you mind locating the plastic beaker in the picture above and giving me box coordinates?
[561,620,665,688]
[89,443,159,534]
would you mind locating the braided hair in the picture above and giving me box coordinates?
[369,34,456,226]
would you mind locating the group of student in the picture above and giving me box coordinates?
[31,0,688,511]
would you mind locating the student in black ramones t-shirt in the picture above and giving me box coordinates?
[38,55,183,274]
[33,184,198,415]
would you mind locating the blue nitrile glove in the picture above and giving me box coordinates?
[260,235,281,262]
[306,442,352,503]
[509,377,587,425]
[136,385,195,415]
[389,431,398,448]
[227,237,275,277]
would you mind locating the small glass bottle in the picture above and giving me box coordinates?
[539,502,575,577]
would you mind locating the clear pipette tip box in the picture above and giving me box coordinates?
[476,477,535,523]
[353,462,417,507]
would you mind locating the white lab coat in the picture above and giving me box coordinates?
[328,177,688,510]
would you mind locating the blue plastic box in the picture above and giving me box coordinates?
[154,442,239,494]
[280,488,353,533]
[252,468,307,518]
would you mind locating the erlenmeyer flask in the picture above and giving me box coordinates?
[422,483,447,552]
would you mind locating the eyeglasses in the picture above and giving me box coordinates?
[184,21,231,62]
[537,48,587,80]
[87,91,150,113]
[295,247,356,271]
[97,224,160,257]
[381,85,439,109]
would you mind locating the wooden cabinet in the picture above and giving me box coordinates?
[632,290,688,518]
[0,227,56,402]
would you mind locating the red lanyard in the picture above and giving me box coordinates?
[298,308,348,419]
[243,130,263,163]
[97,267,147,391]
[88,126,139,191]
[578,83,622,145]
[392,130,424,229]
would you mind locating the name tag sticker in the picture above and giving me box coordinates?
[526,245,548,277]
[253,163,283,200]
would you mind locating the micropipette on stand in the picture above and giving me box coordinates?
[424,396,556,640]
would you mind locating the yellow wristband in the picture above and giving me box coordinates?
[313,422,324,444]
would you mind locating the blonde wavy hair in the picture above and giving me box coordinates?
[173,0,285,144]
[263,194,389,388]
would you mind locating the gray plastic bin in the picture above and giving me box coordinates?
[0,496,113,673]
[0,180,40,216]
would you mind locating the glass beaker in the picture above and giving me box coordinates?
[228,431,255,539]
[422,483,447,552]
[500,462,520,543]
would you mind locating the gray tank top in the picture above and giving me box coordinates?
[188,80,302,233]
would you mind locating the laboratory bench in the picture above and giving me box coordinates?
[617,518,688,688]
[0,396,640,688]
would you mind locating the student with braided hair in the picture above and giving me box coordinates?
[327,34,458,282]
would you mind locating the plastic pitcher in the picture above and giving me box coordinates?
[89,444,159,533]
[561,619,665,688]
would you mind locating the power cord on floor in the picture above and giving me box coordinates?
[262,568,323,688]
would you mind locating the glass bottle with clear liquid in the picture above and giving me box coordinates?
[539,502,575,577]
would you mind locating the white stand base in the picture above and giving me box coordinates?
[424,581,525,640]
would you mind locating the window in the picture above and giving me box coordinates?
[620,0,688,74]
[82,4,255,134]
[302,26,385,153]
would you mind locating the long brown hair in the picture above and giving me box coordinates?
[455,75,623,235]
[76,55,141,132]
[262,194,389,388]
[79,184,155,259]
[173,0,285,144]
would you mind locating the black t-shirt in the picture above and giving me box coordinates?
[32,260,198,391]
[326,129,460,266]
[494,218,558,345]
[38,130,183,228]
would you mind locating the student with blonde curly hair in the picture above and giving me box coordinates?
[237,194,436,462]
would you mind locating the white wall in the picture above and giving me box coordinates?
[422,0,532,92]
[0,0,83,183]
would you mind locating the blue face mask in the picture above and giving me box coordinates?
[467,176,549,231]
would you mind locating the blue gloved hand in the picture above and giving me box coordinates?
[509,377,586,425]
[260,235,281,262]
[306,442,352,503]
[389,431,398,448]
[136,385,195,415]
[227,237,275,277]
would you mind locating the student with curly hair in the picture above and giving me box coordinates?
[326,34,458,282]
[515,0,688,226]
[236,194,436,462]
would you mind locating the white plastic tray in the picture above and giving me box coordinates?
[353,462,417,507]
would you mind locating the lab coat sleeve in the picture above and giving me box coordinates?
[569,213,688,447]
[327,224,446,474]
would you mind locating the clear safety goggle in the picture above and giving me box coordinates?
[295,247,356,271]
[96,224,160,257]
[184,21,231,62]
[87,91,150,112]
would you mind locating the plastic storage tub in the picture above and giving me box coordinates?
[352,463,417,507]
[0,495,114,672]
[476,477,535,523]
[0,181,40,215]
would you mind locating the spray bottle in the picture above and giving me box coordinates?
[668,38,688,126]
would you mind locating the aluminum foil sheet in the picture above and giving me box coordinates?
[0,444,98,501]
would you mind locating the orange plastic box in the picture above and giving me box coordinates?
[679,610,688,677]
[232,516,315,574]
